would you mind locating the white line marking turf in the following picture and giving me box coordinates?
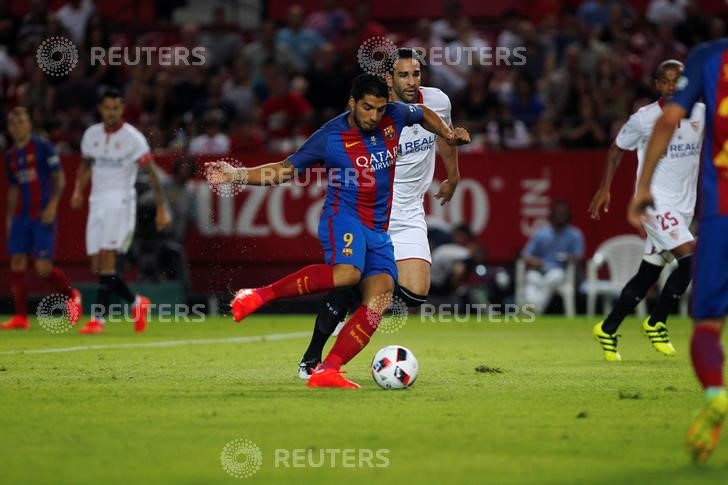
[0,331,310,355]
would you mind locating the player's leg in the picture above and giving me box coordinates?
[309,228,397,388]
[232,213,365,322]
[685,217,728,462]
[640,210,695,354]
[299,286,361,378]
[391,221,431,307]
[32,221,82,324]
[2,216,32,329]
[1,254,30,329]
[593,256,664,361]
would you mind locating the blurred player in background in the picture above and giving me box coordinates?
[297,48,462,378]
[629,38,728,463]
[206,74,470,388]
[71,89,171,334]
[2,107,82,329]
[590,60,704,361]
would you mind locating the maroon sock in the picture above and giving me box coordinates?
[45,266,73,298]
[691,324,725,389]
[10,271,27,317]
[258,264,334,303]
[323,305,381,370]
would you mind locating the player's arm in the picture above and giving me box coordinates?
[71,157,92,209]
[419,105,470,146]
[140,159,172,231]
[41,169,65,224]
[435,130,460,206]
[588,142,626,220]
[205,159,296,186]
[628,104,685,227]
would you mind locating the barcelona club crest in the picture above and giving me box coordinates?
[342,248,353,257]
[384,125,394,140]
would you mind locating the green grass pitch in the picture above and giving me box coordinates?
[0,314,726,484]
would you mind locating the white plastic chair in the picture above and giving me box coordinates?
[584,235,648,317]
[657,259,691,317]
[515,258,577,317]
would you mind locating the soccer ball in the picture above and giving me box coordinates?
[371,345,419,390]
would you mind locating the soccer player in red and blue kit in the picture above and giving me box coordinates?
[206,74,469,388]
[629,38,728,462]
[2,107,81,330]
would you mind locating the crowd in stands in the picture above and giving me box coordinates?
[0,0,725,155]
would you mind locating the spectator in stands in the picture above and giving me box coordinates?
[305,42,349,124]
[0,0,16,49]
[353,3,386,45]
[447,17,489,78]
[159,157,196,286]
[430,224,486,300]
[432,0,462,44]
[223,58,257,122]
[199,6,243,69]
[245,21,302,78]
[259,73,313,153]
[516,20,556,84]
[508,72,544,129]
[188,110,230,156]
[577,0,611,30]
[543,44,581,120]
[560,94,608,148]
[487,104,532,150]
[56,0,94,45]
[453,68,500,139]
[16,0,47,55]
[646,0,688,27]
[496,9,523,52]
[277,5,324,70]
[521,201,584,314]
[403,18,466,95]
[304,0,353,42]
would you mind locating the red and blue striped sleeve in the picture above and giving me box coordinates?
[672,43,710,113]
[288,126,328,169]
[38,139,61,172]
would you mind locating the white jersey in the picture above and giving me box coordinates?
[80,122,152,203]
[392,86,452,210]
[615,100,704,215]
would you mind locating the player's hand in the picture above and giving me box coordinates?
[435,178,459,206]
[627,188,654,234]
[588,188,610,220]
[41,203,57,225]
[70,191,83,210]
[205,160,236,185]
[445,127,471,146]
[156,205,172,232]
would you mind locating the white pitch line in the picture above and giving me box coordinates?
[0,331,310,356]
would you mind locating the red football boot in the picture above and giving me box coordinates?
[231,289,264,322]
[307,366,361,389]
[79,319,104,334]
[132,296,151,332]
[67,289,82,325]
[0,315,30,330]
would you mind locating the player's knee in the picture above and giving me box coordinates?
[333,265,362,287]
[34,260,52,278]
[9,255,27,272]
[394,285,428,308]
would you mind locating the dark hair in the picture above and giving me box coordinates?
[350,74,389,101]
[387,47,422,74]
[100,87,123,102]
[655,59,684,79]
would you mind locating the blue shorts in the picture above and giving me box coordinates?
[318,213,397,282]
[692,216,728,319]
[7,216,56,260]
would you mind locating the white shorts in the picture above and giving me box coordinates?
[389,205,431,264]
[86,195,136,256]
[642,206,694,260]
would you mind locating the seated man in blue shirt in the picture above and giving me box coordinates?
[522,201,585,314]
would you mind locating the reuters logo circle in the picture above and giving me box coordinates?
[367,293,408,334]
[36,293,75,334]
[36,36,79,77]
[220,438,262,479]
[357,36,398,76]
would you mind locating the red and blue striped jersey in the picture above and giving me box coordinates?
[671,38,728,217]
[5,135,61,219]
[289,102,424,231]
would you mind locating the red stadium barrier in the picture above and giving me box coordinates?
[0,149,640,293]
